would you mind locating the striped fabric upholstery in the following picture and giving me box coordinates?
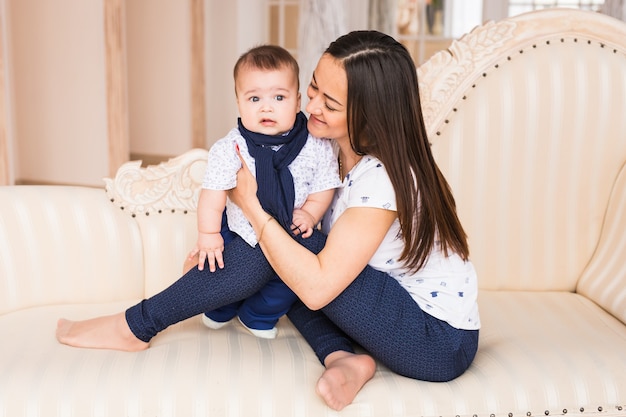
[577,163,626,325]
[135,213,198,297]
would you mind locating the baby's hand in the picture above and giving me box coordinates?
[187,232,225,272]
[291,209,315,238]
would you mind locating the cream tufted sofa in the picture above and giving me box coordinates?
[1,8,625,417]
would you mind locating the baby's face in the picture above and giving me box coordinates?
[236,66,301,136]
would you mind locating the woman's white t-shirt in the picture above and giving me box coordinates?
[322,155,480,331]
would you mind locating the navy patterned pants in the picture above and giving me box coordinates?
[125,230,478,382]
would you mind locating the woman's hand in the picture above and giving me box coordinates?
[230,144,261,216]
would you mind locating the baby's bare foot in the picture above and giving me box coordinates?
[316,352,376,411]
[56,313,149,352]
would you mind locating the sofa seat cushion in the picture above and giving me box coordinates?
[474,290,626,416]
[1,291,624,417]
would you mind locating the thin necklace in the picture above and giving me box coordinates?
[339,154,363,180]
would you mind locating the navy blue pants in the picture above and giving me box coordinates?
[125,230,478,382]
[204,212,296,330]
[204,276,297,330]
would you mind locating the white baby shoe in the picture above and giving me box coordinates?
[237,317,278,339]
[201,314,232,330]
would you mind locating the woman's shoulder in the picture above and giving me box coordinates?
[351,155,388,180]
[358,155,384,168]
[345,155,396,208]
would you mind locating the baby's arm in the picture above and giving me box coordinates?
[291,188,335,238]
[187,188,227,272]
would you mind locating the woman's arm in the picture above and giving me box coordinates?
[300,188,335,224]
[231,157,395,310]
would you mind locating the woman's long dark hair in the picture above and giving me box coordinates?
[325,30,469,271]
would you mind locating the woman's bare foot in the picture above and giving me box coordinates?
[316,351,376,411]
[56,312,149,352]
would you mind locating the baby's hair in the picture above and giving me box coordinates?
[233,45,300,90]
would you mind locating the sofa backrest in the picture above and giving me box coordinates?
[418,9,626,291]
[0,185,145,314]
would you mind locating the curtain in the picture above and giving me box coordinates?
[369,0,396,34]
[601,0,626,21]
[297,0,347,114]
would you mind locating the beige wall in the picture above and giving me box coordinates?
[128,0,267,160]
[126,0,192,159]
[126,0,272,165]
[204,0,265,150]
[2,0,268,186]
[8,0,109,186]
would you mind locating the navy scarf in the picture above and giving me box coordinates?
[238,111,309,234]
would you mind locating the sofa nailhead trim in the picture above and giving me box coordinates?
[432,36,626,139]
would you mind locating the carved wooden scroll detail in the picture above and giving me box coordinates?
[417,19,517,136]
[104,148,208,215]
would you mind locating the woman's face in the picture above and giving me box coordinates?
[305,54,349,143]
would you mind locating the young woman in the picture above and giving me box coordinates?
[230,30,480,410]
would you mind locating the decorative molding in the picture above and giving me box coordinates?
[104,0,130,177]
[190,0,206,149]
[104,148,208,215]
[0,2,9,186]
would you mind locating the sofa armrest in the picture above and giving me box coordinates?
[0,186,145,315]
[577,162,626,325]
[103,148,208,296]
